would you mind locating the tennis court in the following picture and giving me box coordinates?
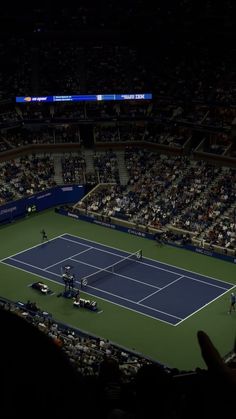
[1,233,233,325]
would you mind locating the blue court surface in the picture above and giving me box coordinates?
[1,233,234,325]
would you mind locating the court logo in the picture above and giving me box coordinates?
[61,186,73,191]
[68,212,79,219]
[128,229,146,238]
[0,206,17,215]
[93,219,116,229]
[36,192,51,200]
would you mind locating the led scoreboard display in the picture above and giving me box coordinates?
[16,93,152,103]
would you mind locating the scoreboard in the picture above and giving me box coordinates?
[16,93,152,103]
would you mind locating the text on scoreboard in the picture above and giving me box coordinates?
[16,93,152,103]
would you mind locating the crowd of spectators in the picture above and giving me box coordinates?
[1,292,236,418]
[80,150,190,226]
[0,298,153,379]
[0,4,236,417]
[0,118,233,157]
[77,147,236,254]
[61,154,86,184]
[199,133,231,155]
[94,124,191,147]
[0,142,236,255]
[173,167,236,234]
[203,206,236,249]
[93,150,119,183]
[1,98,233,128]
[0,2,235,255]
[0,155,56,203]
[0,125,81,150]
[0,296,174,418]
[94,126,120,143]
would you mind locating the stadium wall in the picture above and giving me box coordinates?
[0,185,85,224]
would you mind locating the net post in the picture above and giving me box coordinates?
[80,248,142,287]
[137,249,142,260]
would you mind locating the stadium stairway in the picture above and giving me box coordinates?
[84,149,95,174]
[116,150,129,186]
[54,154,64,184]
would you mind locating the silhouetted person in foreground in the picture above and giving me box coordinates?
[179,331,236,419]
[1,305,236,418]
[0,307,90,418]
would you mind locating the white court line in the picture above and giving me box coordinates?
[62,233,234,288]
[61,236,180,279]
[2,231,233,327]
[138,276,184,304]
[4,256,161,299]
[62,233,235,324]
[0,234,65,262]
[4,232,232,291]
[4,256,232,327]
[75,280,182,320]
[61,236,127,261]
[69,257,161,290]
[45,247,93,270]
[175,285,236,326]
[1,260,63,285]
[62,234,230,291]
[0,260,177,326]
[6,252,161,292]
[184,275,227,290]
[8,257,61,277]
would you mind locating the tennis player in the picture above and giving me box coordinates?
[41,229,48,242]
[228,292,236,314]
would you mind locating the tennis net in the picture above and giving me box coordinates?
[81,249,142,288]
